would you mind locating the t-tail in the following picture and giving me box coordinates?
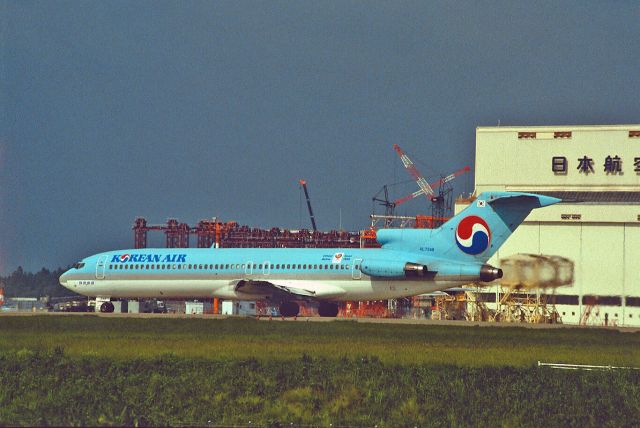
[437,191,561,262]
[375,191,561,282]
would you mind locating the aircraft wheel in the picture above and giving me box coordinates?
[318,302,339,317]
[99,301,115,313]
[279,301,299,317]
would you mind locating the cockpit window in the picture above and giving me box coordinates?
[73,262,85,269]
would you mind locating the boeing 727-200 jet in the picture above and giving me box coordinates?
[59,191,560,316]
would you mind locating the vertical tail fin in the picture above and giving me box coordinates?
[438,191,561,262]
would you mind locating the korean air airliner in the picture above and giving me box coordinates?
[59,192,560,316]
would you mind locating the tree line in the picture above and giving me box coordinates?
[1,266,77,298]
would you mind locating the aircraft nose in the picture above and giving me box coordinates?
[59,271,70,288]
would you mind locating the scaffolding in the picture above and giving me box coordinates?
[430,293,467,320]
[133,217,364,249]
[468,254,575,324]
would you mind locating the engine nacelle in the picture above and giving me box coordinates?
[360,259,427,278]
[432,263,503,282]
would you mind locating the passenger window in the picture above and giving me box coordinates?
[297,264,301,269]
[177,264,181,270]
[276,264,280,269]
[162,264,166,269]
[225,264,229,269]
[303,264,307,269]
[209,264,213,269]
[258,264,263,269]
[242,264,246,269]
[313,264,317,269]
[151,265,154,270]
[215,264,219,269]
[270,264,274,269]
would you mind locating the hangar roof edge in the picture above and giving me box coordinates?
[476,124,640,133]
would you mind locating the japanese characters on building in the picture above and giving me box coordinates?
[552,155,640,174]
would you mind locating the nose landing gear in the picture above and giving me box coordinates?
[99,301,115,313]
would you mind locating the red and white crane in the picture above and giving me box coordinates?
[392,144,470,208]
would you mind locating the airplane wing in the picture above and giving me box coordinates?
[231,279,346,300]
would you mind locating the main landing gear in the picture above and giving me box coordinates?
[277,301,339,317]
[318,301,339,317]
[279,301,300,317]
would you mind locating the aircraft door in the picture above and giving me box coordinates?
[95,255,108,280]
[245,261,254,275]
[352,258,362,280]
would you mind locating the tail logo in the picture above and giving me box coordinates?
[456,216,491,255]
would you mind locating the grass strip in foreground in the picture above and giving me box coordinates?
[1,350,639,427]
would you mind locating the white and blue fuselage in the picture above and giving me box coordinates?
[59,191,560,315]
[60,247,462,301]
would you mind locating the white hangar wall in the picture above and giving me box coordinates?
[462,125,640,326]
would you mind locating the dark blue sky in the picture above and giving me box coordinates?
[2,1,639,273]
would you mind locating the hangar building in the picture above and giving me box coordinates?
[462,125,640,326]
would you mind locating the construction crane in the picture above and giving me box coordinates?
[299,179,317,232]
[392,144,470,226]
[392,144,435,203]
[372,185,395,216]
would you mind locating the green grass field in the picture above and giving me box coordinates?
[1,315,639,367]
[1,316,639,426]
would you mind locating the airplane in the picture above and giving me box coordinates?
[59,191,560,317]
